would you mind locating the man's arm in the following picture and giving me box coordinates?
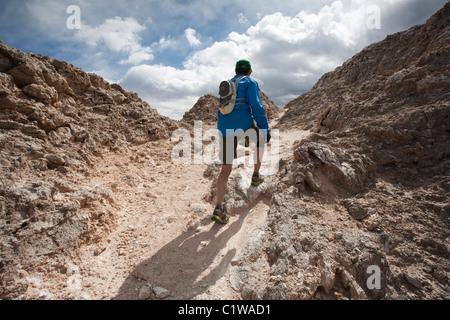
[246,79,270,135]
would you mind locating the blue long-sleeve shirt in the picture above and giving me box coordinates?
[218,74,270,136]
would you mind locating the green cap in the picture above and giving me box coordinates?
[235,59,252,70]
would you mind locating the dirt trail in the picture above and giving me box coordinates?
[61,116,309,300]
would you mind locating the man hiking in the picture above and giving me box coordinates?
[211,59,271,224]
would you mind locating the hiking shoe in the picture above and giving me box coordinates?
[251,172,265,186]
[211,205,229,224]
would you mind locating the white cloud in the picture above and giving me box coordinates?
[120,64,208,119]
[184,28,201,47]
[153,36,174,50]
[119,48,153,65]
[75,17,154,65]
[238,13,248,24]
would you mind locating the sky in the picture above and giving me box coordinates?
[0,0,447,120]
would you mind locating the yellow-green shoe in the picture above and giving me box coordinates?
[211,205,229,224]
[251,172,265,186]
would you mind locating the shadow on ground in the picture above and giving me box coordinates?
[113,205,258,300]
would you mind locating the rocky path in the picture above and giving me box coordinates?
[52,120,310,300]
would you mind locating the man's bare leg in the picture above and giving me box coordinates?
[216,164,232,206]
[253,147,265,174]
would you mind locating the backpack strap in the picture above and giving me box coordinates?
[233,76,247,105]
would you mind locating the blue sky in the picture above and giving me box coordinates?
[0,0,447,119]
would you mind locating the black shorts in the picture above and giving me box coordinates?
[219,123,265,165]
